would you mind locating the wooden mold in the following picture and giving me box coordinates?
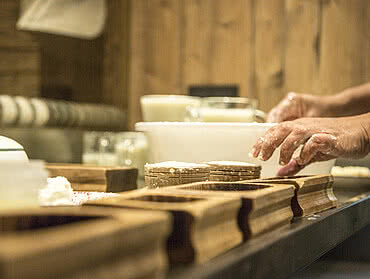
[247,175,338,216]
[0,207,171,279]
[45,163,138,192]
[161,181,295,240]
[86,191,242,265]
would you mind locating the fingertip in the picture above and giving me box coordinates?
[251,146,257,157]
[276,159,303,176]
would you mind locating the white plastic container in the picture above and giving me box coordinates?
[0,136,28,162]
[0,136,47,211]
[0,160,48,211]
[135,122,335,178]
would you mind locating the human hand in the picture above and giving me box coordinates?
[252,114,370,176]
[267,92,331,123]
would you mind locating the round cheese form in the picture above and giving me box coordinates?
[14,96,35,126]
[0,95,19,125]
[30,98,50,126]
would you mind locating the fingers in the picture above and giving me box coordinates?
[276,159,306,176]
[252,123,293,161]
[297,134,339,165]
[279,130,309,165]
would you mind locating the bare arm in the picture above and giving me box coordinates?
[326,82,370,117]
[267,82,370,122]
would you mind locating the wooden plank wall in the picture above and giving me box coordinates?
[127,0,369,128]
[1,0,368,130]
[0,0,40,97]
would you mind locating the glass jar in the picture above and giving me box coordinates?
[82,131,117,166]
[186,96,266,123]
[115,132,148,177]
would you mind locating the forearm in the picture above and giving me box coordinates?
[326,82,370,117]
[356,112,370,156]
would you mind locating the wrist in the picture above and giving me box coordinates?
[358,113,370,156]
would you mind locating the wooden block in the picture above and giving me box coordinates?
[86,191,242,265]
[0,207,171,279]
[248,175,338,216]
[162,181,294,240]
[45,163,138,192]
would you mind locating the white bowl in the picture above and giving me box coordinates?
[135,122,335,178]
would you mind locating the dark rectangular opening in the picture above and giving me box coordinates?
[180,182,270,191]
[128,195,204,203]
[188,85,239,97]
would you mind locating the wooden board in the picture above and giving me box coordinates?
[127,0,183,129]
[86,190,242,265]
[0,0,40,97]
[254,0,285,113]
[45,163,138,192]
[248,175,338,216]
[161,181,294,240]
[182,0,255,99]
[284,0,321,94]
[0,207,171,279]
[317,0,368,94]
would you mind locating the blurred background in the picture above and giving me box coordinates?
[1,0,369,163]
[0,1,369,277]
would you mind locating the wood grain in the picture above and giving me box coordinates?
[0,0,40,97]
[45,163,138,192]
[103,0,130,111]
[318,0,368,94]
[128,0,182,129]
[249,175,338,216]
[254,0,285,113]
[0,51,39,74]
[87,190,242,265]
[162,181,294,240]
[0,73,40,97]
[182,0,255,99]
[284,0,321,94]
[0,207,170,279]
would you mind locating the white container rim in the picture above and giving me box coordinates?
[140,95,201,102]
[136,122,277,129]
